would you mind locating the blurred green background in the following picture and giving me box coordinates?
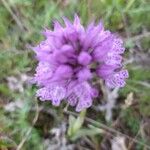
[0,0,150,149]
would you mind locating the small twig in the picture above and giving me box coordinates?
[83,137,96,150]
[124,32,150,42]
[128,129,141,150]
[0,135,17,148]
[1,0,24,31]
[131,80,150,88]
[0,49,31,55]
[16,99,40,150]
[64,110,150,149]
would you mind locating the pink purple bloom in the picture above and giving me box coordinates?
[32,15,128,111]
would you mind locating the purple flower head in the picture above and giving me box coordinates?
[32,15,128,111]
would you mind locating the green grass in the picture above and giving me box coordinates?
[0,0,150,149]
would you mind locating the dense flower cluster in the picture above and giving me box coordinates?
[32,15,128,111]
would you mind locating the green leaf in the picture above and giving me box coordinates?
[67,109,86,138]
[70,126,103,141]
